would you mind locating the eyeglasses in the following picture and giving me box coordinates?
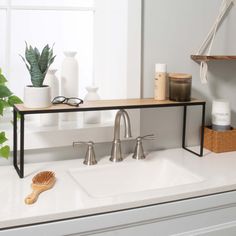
[52,96,83,107]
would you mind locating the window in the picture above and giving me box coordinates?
[1,0,94,99]
[0,0,141,100]
[0,0,142,151]
[0,8,6,71]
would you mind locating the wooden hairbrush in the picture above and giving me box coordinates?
[25,171,56,205]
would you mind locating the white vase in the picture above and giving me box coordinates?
[83,86,101,124]
[40,70,59,126]
[24,86,51,108]
[61,51,79,121]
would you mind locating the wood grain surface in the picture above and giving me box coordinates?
[191,55,236,62]
[14,98,205,114]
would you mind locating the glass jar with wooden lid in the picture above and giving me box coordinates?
[169,73,192,102]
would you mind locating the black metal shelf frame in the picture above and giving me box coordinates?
[13,101,206,178]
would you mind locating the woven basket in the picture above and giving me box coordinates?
[204,126,236,153]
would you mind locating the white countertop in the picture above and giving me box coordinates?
[1,148,236,229]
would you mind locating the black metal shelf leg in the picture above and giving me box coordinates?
[19,114,25,178]
[200,103,206,157]
[13,111,24,178]
[182,103,206,157]
[182,105,187,149]
[13,109,17,169]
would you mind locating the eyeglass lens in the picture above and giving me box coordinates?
[67,98,82,106]
[52,96,66,104]
[52,96,83,106]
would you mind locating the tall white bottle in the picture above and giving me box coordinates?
[40,69,59,126]
[154,64,167,100]
[83,86,101,124]
[61,51,79,121]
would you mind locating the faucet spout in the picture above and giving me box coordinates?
[113,109,132,140]
[110,109,132,162]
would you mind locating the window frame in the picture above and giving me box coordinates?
[0,1,95,80]
[0,0,142,151]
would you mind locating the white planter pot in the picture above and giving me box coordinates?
[24,86,51,108]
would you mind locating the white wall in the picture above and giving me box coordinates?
[141,0,236,150]
[94,0,127,99]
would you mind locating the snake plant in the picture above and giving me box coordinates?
[20,43,56,87]
[0,69,22,159]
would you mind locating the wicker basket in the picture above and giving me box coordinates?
[204,126,236,153]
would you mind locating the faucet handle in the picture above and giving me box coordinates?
[132,134,156,160]
[73,141,97,166]
[73,141,95,146]
[138,134,156,141]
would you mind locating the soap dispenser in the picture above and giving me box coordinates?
[154,64,167,101]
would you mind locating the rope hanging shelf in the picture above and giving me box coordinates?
[191,0,235,83]
[191,55,236,62]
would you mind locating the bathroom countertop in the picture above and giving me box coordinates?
[1,148,236,229]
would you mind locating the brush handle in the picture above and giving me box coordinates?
[25,189,42,205]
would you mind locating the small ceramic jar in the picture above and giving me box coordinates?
[169,73,192,102]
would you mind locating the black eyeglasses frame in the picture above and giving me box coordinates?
[52,96,84,107]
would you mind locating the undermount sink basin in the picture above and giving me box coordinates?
[69,158,203,198]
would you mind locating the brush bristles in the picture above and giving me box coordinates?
[32,171,55,185]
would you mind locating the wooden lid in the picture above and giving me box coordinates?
[168,73,192,80]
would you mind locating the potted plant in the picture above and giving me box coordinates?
[20,43,56,108]
[0,69,22,158]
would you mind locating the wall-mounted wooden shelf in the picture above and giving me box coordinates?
[191,55,236,62]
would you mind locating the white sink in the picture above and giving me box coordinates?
[69,158,203,198]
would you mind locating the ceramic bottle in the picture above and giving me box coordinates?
[40,69,59,126]
[83,86,101,124]
[61,51,79,121]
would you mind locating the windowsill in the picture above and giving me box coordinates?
[0,109,140,150]
[1,118,115,150]
[24,119,115,133]
[1,120,139,151]
[1,115,114,131]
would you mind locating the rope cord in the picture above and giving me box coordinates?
[197,0,234,84]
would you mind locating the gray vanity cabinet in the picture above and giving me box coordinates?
[2,191,236,236]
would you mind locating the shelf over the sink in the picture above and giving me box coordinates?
[191,55,236,62]
[14,98,205,114]
[13,98,206,178]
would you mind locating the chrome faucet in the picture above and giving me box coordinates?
[110,109,132,162]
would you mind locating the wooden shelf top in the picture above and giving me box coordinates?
[14,98,205,114]
[191,55,236,62]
